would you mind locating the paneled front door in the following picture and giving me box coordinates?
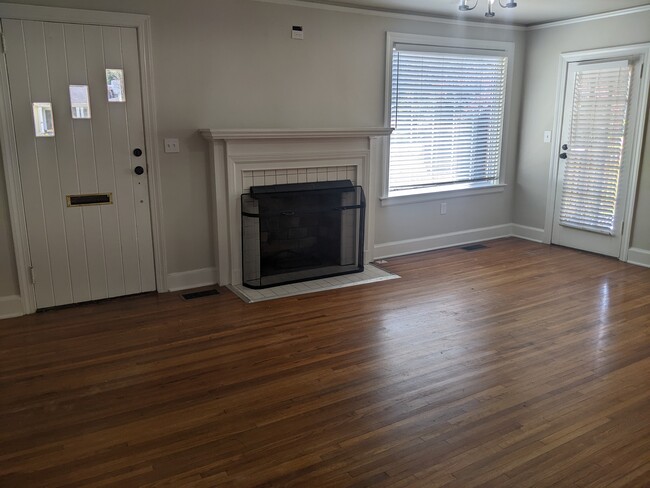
[3,19,156,308]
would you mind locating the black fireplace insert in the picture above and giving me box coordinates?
[241,180,365,289]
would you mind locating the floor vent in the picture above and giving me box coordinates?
[182,289,220,300]
[461,244,488,251]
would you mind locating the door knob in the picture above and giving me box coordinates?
[133,148,143,157]
[559,153,568,159]
[134,166,145,175]
[562,144,568,150]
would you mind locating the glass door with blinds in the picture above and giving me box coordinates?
[551,59,640,257]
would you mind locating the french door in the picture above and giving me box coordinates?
[551,58,642,257]
[3,19,156,309]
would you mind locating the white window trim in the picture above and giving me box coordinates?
[380,183,506,207]
[382,32,515,204]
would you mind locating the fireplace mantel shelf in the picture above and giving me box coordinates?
[199,127,393,141]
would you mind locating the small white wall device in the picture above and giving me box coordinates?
[291,26,304,40]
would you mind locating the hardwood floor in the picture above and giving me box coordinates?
[1,238,649,487]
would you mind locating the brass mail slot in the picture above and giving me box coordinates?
[66,193,113,207]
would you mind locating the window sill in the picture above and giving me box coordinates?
[380,183,506,207]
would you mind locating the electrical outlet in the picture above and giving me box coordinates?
[440,202,447,215]
[164,138,180,153]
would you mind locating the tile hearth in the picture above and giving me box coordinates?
[229,264,399,303]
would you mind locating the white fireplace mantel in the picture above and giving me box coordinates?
[199,128,393,140]
[200,127,393,286]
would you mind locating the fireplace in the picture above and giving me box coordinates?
[241,180,365,288]
[199,128,392,286]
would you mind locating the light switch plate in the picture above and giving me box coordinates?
[543,131,552,143]
[164,138,180,153]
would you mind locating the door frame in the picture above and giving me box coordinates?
[0,3,168,315]
[543,43,650,262]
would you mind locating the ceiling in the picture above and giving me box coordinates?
[293,0,650,27]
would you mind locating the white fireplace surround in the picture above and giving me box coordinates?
[200,128,393,286]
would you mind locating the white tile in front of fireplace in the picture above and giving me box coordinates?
[228,264,399,303]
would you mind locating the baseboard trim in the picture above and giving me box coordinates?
[167,267,218,292]
[627,248,650,268]
[374,224,512,259]
[0,295,24,319]
[511,224,545,243]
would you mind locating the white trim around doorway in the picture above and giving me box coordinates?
[542,43,650,263]
[0,3,168,315]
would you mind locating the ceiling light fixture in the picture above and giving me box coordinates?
[459,0,517,18]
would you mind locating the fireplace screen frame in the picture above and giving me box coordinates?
[241,180,366,289]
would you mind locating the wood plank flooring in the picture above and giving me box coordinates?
[0,238,649,487]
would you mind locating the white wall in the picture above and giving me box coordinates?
[632,104,650,250]
[0,0,526,302]
[0,162,18,296]
[514,11,650,251]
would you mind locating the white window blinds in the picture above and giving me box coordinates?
[389,48,507,194]
[559,64,632,235]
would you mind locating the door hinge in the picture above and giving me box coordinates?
[640,64,644,79]
[29,266,35,284]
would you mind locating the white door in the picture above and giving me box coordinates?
[2,19,156,309]
[551,59,641,257]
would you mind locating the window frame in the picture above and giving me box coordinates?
[382,32,515,205]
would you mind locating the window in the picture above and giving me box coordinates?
[385,34,512,199]
[69,85,91,119]
[32,102,55,137]
[106,69,126,102]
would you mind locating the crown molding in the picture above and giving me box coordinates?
[527,5,650,30]
[253,0,649,32]
[0,2,149,26]
[252,0,526,31]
